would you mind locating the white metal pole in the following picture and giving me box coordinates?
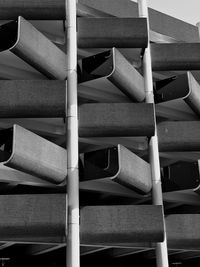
[65,0,80,267]
[137,1,169,267]
[196,22,200,39]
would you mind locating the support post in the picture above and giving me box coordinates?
[137,1,169,266]
[196,22,200,39]
[66,1,80,267]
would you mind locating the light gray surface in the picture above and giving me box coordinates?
[3,125,67,184]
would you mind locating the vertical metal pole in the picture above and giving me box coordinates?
[137,1,169,267]
[65,1,80,267]
[196,22,200,39]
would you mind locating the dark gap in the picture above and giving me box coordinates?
[78,50,113,83]
[0,128,13,161]
[0,20,18,52]
[82,147,119,180]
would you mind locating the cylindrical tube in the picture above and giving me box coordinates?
[196,22,200,40]
[66,0,80,267]
[137,1,169,267]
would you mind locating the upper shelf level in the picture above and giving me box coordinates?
[0,0,197,43]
